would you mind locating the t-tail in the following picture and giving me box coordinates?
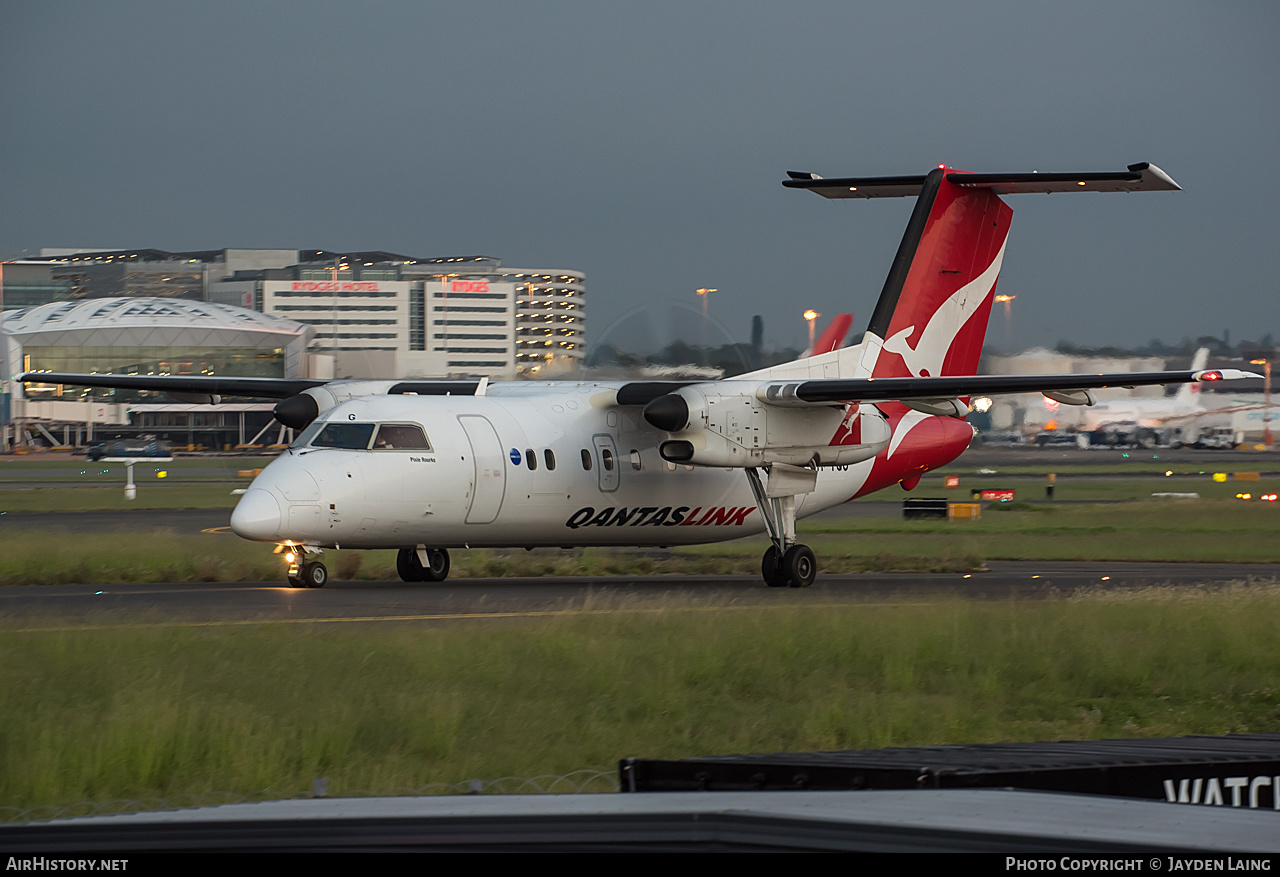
[776,161,1181,492]
[772,161,1180,384]
[860,167,1011,380]
[1175,347,1211,403]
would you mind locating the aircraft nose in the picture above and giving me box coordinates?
[230,488,283,541]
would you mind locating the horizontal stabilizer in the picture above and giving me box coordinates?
[783,162,1180,199]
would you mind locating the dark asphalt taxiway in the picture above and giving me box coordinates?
[4,561,1278,629]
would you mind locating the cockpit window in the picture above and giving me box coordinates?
[312,422,376,449]
[292,421,325,448]
[372,423,431,450]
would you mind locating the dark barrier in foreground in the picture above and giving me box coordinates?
[621,733,1280,809]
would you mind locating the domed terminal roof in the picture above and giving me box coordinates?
[2,297,312,348]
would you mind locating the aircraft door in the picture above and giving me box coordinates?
[592,433,619,493]
[458,415,507,524]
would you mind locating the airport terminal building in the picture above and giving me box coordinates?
[1,248,585,449]
[2,297,312,448]
[9,249,586,381]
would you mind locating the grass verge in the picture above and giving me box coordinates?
[0,532,982,586]
[2,585,1278,812]
[799,499,1280,564]
[1,498,1275,585]
[0,484,250,512]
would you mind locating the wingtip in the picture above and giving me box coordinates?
[1129,161,1182,191]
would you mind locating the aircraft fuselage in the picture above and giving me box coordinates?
[229,382,952,550]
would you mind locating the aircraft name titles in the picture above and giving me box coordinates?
[565,506,757,529]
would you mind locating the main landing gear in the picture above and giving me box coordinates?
[761,544,817,589]
[746,466,818,588]
[397,547,450,582]
[283,546,327,588]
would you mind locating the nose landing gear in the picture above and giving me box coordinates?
[281,545,327,588]
[290,560,328,588]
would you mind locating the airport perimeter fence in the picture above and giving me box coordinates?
[0,769,618,824]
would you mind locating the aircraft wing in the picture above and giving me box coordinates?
[618,369,1259,409]
[16,372,326,399]
[15,372,482,400]
[754,369,1256,405]
[21,368,1259,412]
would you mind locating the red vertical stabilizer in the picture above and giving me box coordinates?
[868,167,1013,380]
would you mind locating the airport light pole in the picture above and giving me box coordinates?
[696,288,717,363]
[804,309,820,352]
[328,261,343,358]
[695,288,716,321]
[1250,358,1272,446]
[995,294,1016,350]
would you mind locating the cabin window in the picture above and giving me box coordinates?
[544,449,556,470]
[526,449,537,471]
[372,423,431,450]
[601,448,614,471]
[630,449,642,470]
[581,449,593,470]
[312,422,376,449]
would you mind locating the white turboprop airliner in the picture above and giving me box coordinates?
[20,163,1258,588]
[1081,348,1264,438]
[1081,348,1211,431]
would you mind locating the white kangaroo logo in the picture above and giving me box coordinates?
[880,239,1007,378]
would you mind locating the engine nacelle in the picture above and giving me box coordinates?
[643,382,892,468]
[274,380,401,429]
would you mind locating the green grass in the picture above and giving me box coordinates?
[935,458,1280,477]
[1,496,1276,586]
[0,532,280,586]
[0,534,978,587]
[0,484,252,512]
[0,457,274,510]
[902,474,1280,503]
[0,458,277,471]
[3,585,1279,812]
[797,500,1280,564]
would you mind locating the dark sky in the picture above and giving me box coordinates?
[2,1,1276,353]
